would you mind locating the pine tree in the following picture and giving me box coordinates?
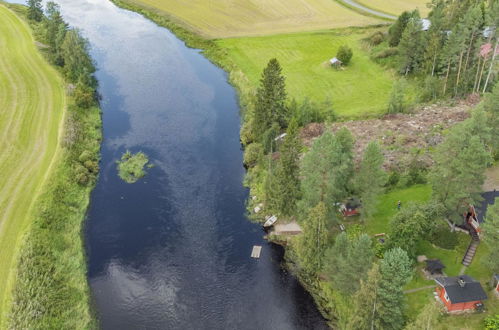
[348,263,382,330]
[429,119,491,221]
[27,0,43,22]
[377,248,413,330]
[296,202,329,275]
[253,58,287,139]
[271,118,302,215]
[355,141,386,220]
[301,131,353,212]
[482,202,499,273]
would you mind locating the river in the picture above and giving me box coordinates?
[9,0,328,328]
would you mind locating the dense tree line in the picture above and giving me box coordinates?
[389,0,498,98]
[28,0,97,108]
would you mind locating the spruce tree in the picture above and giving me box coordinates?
[253,58,287,139]
[45,2,67,65]
[398,13,425,75]
[377,248,412,330]
[389,11,412,47]
[296,202,329,275]
[27,0,43,22]
[271,118,302,215]
[355,141,386,220]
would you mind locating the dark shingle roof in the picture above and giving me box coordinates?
[425,259,445,272]
[435,275,487,303]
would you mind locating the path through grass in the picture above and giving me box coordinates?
[0,4,65,320]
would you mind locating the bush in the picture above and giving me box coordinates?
[244,143,263,167]
[429,225,459,249]
[369,31,385,45]
[336,45,353,65]
[386,170,400,187]
[73,82,95,108]
[484,314,499,330]
[387,79,408,114]
[375,48,398,59]
[78,150,94,163]
[419,76,441,102]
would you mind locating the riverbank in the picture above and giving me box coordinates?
[108,0,342,325]
[0,3,101,328]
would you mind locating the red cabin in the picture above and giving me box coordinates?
[339,198,361,217]
[435,275,487,312]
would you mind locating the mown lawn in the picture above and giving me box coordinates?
[365,184,432,235]
[217,29,397,117]
[0,4,65,321]
[356,0,430,17]
[122,0,383,38]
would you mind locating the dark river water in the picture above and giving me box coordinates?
[9,0,328,328]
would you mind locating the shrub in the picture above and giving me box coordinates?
[369,31,385,45]
[83,160,99,173]
[375,48,398,59]
[387,79,408,114]
[484,314,499,330]
[386,171,400,187]
[73,82,95,108]
[419,76,441,102]
[74,163,90,186]
[78,150,94,163]
[336,45,353,65]
[244,143,263,167]
[429,225,459,249]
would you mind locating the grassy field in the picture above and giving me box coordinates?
[0,4,66,318]
[122,0,384,38]
[217,29,396,117]
[356,0,430,17]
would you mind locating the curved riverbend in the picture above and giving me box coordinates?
[14,0,328,328]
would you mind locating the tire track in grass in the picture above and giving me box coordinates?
[0,5,66,319]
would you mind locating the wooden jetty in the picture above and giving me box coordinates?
[251,245,262,258]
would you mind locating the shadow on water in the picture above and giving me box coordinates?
[8,0,329,328]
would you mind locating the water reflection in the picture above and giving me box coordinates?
[7,0,328,328]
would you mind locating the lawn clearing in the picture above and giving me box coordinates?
[365,184,431,235]
[120,0,384,38]
[356,0,430,17]
[217,29,396,117]
[0,4,65,322]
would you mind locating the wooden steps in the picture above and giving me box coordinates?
[462,230,480,266]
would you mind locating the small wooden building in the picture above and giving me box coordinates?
[330,57,342,68]
[339,197,361,217]
[425,259,445,275]
[435,275,487,312]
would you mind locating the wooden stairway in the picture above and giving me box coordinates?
[462,229,480,266]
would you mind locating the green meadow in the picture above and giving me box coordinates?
[217,29,396,117]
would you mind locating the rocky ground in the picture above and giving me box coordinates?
[300,100,476,170]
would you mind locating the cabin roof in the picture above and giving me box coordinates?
[421,18,431,31]
[330,57,342,64]
[425,259,445,272]
[435,275,487,303]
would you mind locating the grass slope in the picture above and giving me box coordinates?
[122,0,383,38]
[356,0,430,17]
[217,29,395,117]
[0,4,65,317]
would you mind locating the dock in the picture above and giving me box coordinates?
[251,245,262,258]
